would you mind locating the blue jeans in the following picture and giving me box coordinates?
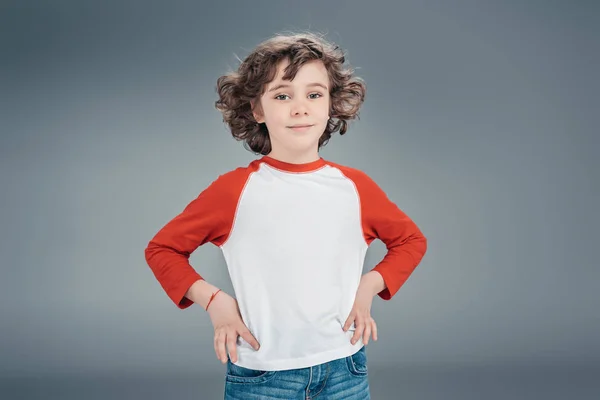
[224,345,370,399]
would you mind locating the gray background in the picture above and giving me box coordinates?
[1,0,598,399]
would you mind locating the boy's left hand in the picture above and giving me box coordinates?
[342,272,383,345]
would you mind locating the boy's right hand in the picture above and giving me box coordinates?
[206,291,260,364]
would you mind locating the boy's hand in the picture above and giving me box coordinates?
[342,272,384,345]
[206,291,260,364]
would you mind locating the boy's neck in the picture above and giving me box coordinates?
[266,150,321,165]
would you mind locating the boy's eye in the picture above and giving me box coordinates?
[275,93,323,100]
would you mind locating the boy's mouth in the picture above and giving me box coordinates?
[288,124,314,131]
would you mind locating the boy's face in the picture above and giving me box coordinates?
[253,59,330,161]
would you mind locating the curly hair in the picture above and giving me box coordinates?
[215,31,366,155]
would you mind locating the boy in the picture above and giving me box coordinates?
[145,32,427,399]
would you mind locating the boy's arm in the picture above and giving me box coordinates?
[144,174,240,309]
[367,196,427,300]
[184,279,223,310]
[344,168,428,300]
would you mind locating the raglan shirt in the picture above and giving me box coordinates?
[145,155,427,371]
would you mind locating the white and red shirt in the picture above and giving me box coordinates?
[145,155,427,371]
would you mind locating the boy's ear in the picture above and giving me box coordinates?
[254,112,265,124]
[251,100,265,123]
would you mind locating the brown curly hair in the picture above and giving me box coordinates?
[215,31,366,155]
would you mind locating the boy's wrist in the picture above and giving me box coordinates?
[185,279,222,309]
[360,271,386,297]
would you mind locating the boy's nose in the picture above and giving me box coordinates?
[291,103,309,116]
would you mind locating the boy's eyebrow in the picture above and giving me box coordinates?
[267,82,329,93]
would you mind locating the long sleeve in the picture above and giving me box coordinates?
[144,169,249,309]
[341,167,428,300]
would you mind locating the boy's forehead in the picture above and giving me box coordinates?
[268,59,329,87]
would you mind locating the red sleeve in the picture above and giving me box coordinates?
[144,168,250,309]
[339,167,428,300]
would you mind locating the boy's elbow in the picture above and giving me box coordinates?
[415,231,428,261]
[145,240,189,267]
[406,228,427,261]
[144,240,165,264]
[144,241,155,261]
[420,232,428,252]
